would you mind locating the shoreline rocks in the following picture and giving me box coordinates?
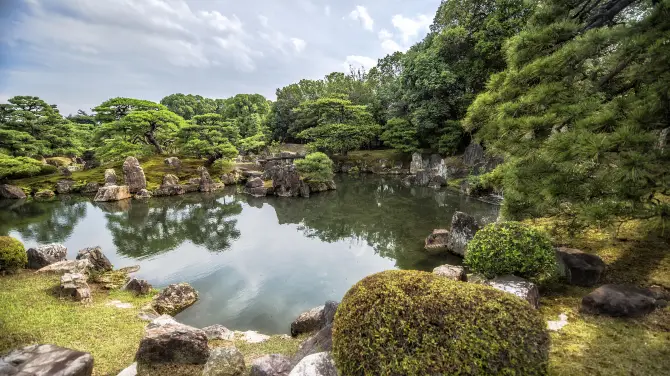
[485,275,540,309]
[135,320,209,370]
[291,305,326,337]
[26,243,67,270]
[122,157,147,194]
[76,246,113,273]
[94,185,132,202]
[0,184,26,199]
[202,347,245,376]
[152,283,199,316]
[0,344,93,376]
[446,212,480,257]
[432,264,466,281]
[251,354,292,376]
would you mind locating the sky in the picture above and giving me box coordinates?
[0,0,440,116]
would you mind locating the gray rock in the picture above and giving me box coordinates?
[152,283,199,316]
[0,344,93,376]
[409,152,424,174]
[414,170,431,186]
[251,354,292,376]
[424,229,449,253]
[221,173,239,185]
[76,246,113,272]
[81,182,100,194]
[104,169,118,186]
[35,190,55,199]
[202,324,235,341]
[124,278,152,295]
[164,157,182,169]
[291,305,325,337]
[60,167,73,177]
[246,178,264,188]
[556,247,606,286]
[56,180,75,194]
[288,352,337,376]
[291,326,332,368]
[447,211,480,256]
[428,175,446,189]
[463,143,485,167]
[433,264,466,281]
[122,157,147,194]
[116,362,137,376]
[202,347,245,376]
[146,314,179,330]
[94,185,132,202]
[135,320,209,366]
[134,189,152,199]
[198,167,214,192]
[154,175,187,196]
[60,273,92,303]
[0,184,26,199]
[244,187,269,197]
[271,165,310,198]
[37,259,92,276]
[486,275,540,309]
[26,243,67,270]
[581,284,657,317]
[306,181,336,193]
[322,301,338,326]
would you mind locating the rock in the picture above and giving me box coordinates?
[251,354,292,376]
[409,152,424,174]
[242,170,264,180]
[291,326,332,368]
[465,273,488,284]
[60,273,92,303]
[124,278,153,295]
[322,301,338,326]
[246,177,264,188]
[152,283,199,316]
[60,167,73,177]
[424,229,449,253]
[95,269,131,289]
[245,187,269,197]
[486,275,540,309]
[658,127,669,151]
[306,181,336,193]
[291,305,325,337]
[0,344,93,376]
[122,157,147,194]
[463,143,485,167]
[154,174,187,196]
[581,284,657,317]
[135,320,209,366]
[272,165,310,198]
[37,259,92,276]
[117,362,137,376]
[447,211,480,256]
[76,246,113,272]
[202,347,245,376]
[134,189,152,199]
[547,313,569,331]
[81,182,100,194]
[198,167,214,192]
[138,305,160,322]
[94,185,132,202]
[56,179,75,194]
[26,243,67,270]
[556,247,606,287]
[164,157,182,169]
[202,324,234,341]
[414,170,431,186]
[146,314,178,330]
[433,264,466,281]
[236,331,270,344]
[428,175,446,189]
[35,190,55,199]
[0,184,26,199]
[104,169,118,186]
[221,173,239,185]
[288,352,337,376]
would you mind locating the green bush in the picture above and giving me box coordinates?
[45,157,72,167]
[295,152,333,182]
[0,155,56,180]
[332,270,549,375]
[464,221,557,282]
[211,158,235,174]
[0,236,27,274]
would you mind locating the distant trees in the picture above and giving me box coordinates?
[177,114,239,165]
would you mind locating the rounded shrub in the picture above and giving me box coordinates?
[332,270,549,376]
[0,236,27,274]
[464,221,557,282]
[295,152,334,182]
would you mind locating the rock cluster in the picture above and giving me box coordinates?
[0,344,93,376]
[26,243,67,269]
[424,211,480,256]
[76,246,113,272]
[151,283,199,316]
[60,273,92,303]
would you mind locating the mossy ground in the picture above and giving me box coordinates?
[332,149,409,165]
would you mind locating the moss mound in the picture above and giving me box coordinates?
[332,270,549,376]
[465,221,557,282]
[0,236,27,274]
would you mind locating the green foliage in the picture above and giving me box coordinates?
[0,155,56,180]
[380,118,419,152]
[211,158,235,174]
[0,236,26,274]
[95,137,154,163]
[332,270,549,375]
[237,133,267,155]
[160,93,218,120]
[295,152,334,182]
[93,97,163,123]
[465,221,557,282]
[177,114,239,164]
[298,123,381,155]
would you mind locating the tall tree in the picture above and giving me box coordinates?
[160,93,218,120]
[177,113,239,165]
[93,97,163,123]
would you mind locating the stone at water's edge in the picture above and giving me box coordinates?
[104,169,118,186]
[409,152,424,174]
[37,259,92,276]
[122,157,147,194]
[251,354,292,376]
[124,278,152,295]
[271,165,310,198]
[0,344,93,376]
[322,301,338,326]
[202,347,246,376]
[446,211,480,257]
[135,320,209,366]
[151,283,199,316]
[246,178,264,188]
[433,264,466,281]
[198,166,214,192]
[35,190,55,199]
[556,247,606,287]
[424,229,449,253]
[581,284,658,317]
[26,243,67,270]
[56,179,75,194]
[0,184,26,199]
[221,172,240,185]
[235,331,271,344]
[291,305,326,337]
[135,189,152,199]
[291,325,333,368]
[81,182,100,195]
[94,185,132,202]
[60,273,92,303]
[288,352,337,376]
[202,324,235,341]
[76,246,113,272]
[486,275,540,309]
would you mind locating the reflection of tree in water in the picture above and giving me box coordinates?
[103,193,242,259]
[249,175,498,270]
[0,198,88,243]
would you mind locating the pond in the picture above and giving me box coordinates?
[0,175,499,334]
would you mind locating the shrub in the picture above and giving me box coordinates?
[464,221,557,282]
[0,155,56,180]
[295,152,333,182]
[211,158,235,174]
[332,270,549,375]
[0,236,27,274]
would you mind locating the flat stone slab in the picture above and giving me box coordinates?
[486,275,540,309]
[581,284,658,317]
[432,264,466,281]
[556,247,606,286]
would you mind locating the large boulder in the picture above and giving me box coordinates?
[37,259,92,276]
[76,246,113,272]
[124,278,153,296]
[104,169,118,186]
[424,229,449,253]
[409,152,424,174]
[202,347,245,376]
[135,320,209,369]
[288,352,337,376]
[251,354,292,376]
[291,305,325,337]
[202,325,235,341]
[154,174,186,196]
[322,301,338,326]
[272,165,310,198]
[446,211,480,256]
[26,243,67,270]
[432,264,466,281]
[122,157,147,194]
[246,178,264,188]
[134,189,152,199]
[152,283,199,315]
[164,157,182,169]
[291,326,333,368]
[198,167,214,192]
[221,172,240,185]
[94,185,132,202]
[485,275,540,309]
[581,284,658,317]
[306,181,336,193]
[81,182,100,195]
[0,344,93,376]
[556,247,606,286]
[463,143,485,167]
[56,179,75,194]
[60,273,92,303]
[0,184,26,199]
[245,187,269,197]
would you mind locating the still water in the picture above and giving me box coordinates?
[0,175,498,334]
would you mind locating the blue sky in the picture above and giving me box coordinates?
[0,0,440,115]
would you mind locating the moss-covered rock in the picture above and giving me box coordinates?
[0,236,27,274]
[332,270,549,376]
[465,221,557,283]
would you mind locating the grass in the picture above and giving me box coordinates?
[334,149,409,164]
[210,335,304,369]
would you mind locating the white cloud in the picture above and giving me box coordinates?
[378,29,393,40]
[380,39,403,53]
[258,15,269,28]
[344,55,376,71]
[291,38,307,53]
[325,5,331,17]
[348,5,374,31]
[391,14,431,43]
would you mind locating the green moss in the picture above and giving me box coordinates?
[45,157,72,167]
[465,221,557,283]
[332,270,549,376]
[0,236,26,274]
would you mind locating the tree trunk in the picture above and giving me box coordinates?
[145,131,163,154]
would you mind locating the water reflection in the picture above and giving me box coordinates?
[0,197,88,243]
